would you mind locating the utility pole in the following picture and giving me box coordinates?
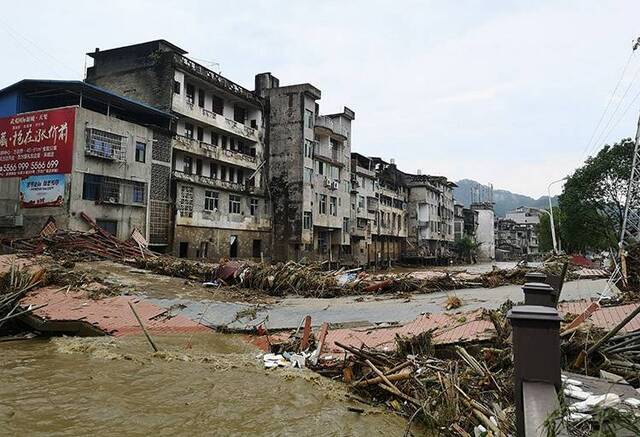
[547,177,567,254]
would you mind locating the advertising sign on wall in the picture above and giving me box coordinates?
[0,107,76,178]
[19,174,65,208]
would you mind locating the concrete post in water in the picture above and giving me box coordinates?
[522,282,557,307]
[508,304,562,436]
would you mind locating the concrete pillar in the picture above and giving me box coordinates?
[522,282,557,307]
[507,304,561,437]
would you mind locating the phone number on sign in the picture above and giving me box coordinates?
[0,160,61,176]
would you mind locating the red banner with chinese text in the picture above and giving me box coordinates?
[0,107,76,178]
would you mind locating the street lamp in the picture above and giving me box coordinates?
[547,177,568,254]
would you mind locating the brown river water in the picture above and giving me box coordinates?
[0,333,411,437]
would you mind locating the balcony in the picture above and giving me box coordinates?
[173,54,262,106]
[315,115,348,140]
[172,170,260,194]
[172,98,260,143]
[313,142,344,168]
[172,135,259,170]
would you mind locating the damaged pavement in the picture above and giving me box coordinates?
[3,222,640,435]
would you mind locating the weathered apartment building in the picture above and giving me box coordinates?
[405,173,457,260]
[255,73,354,263]
[495,206,540,260]
[454,202,479,241]
[471,202,496,261]
[85,40,271,259]
[0,80,172,240]
[350,154,408,266]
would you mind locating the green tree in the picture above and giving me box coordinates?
[453,236,479,263]
[559,138,634,253]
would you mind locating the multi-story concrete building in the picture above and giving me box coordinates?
[86,40,271,259]
[349,153,377,265]
[506,206,541,226]
[0,80,172,241]
[495,217,539,260]
[255,72,354,263]
[463,207,480,240]
[454,202,465,241]
[471,202,496,260]
[405,173,456,259]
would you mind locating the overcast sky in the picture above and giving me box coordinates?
[2,1,640,197]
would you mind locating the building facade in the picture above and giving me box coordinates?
[255,72,354,263]
[86,40,271,259]
[0,80,172,241]
[471,202,496,261]
[405,173,456,260]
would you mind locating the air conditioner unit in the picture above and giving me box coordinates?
[331,181,339,190]
[323,178,331,187]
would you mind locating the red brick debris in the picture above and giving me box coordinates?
[20,286,210,336]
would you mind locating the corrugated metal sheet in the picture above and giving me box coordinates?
[559,300,640,332]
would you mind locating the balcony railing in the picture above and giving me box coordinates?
[172,135,259,168]
[172,98,259,141]
[172,170,258,194]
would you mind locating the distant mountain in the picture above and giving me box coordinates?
[454,179,558,217]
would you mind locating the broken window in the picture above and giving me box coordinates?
[234,106,246,124]
[303,211,312,230]
[135,142,146,163]
[319,194,327,215]
[329,196,337,216]
[198,88,205,108]
[204,190,219,211]
[184,123,194,139]
[304,139,314,158]
[212,96,224,115]
[185,84,195,105]
[229,195,241,214]
[173,80,181,94]
[305,109,314,129]
[249,198,259,216]
[178,185,194,218]
[183,156,193,174]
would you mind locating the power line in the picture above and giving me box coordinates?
[580,49,635,159]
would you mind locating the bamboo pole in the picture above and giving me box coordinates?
[127,301,159,352]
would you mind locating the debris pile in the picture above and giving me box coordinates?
[0,258,46,335]
[2,214,155,262]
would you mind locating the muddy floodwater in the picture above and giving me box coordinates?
[0,334,411,437]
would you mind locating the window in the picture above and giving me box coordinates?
[211,132,219,146]
[358,196,365,209]
[343,217,349,233]
[252,239,262,258]
[288,94,294,108]
[135,142,146,163]
[212,96,224,115]
[183,156,193,174]
[197,127,204,141]
[249,198,259,216]
[317,161,325,175]
[221,136,228,149]
[195,159,202,176]
[173,80,181,94]
[204,190,219,211]
[179,185,194,218]
[319,194,327,214]
[303,167,313,183]
[303,211,312,230]
[220,166,227,181]
[250,119,257,128]
[304,139,314,158]
[305,109,314,128]
[229,167,236,183]
[85,128,125,161]
[229,195,241,214]
[96,219,118,236]
[329,196,337,216]
[185,84,195,105]
[132,182,145,204]
[198,88,205,107]
[210,162,218,179]
[82,174,102,200]
[234,106,246,124]
[184,123,194,139]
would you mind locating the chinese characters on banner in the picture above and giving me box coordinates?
[0,107,75,178]
[19,174,65,208]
